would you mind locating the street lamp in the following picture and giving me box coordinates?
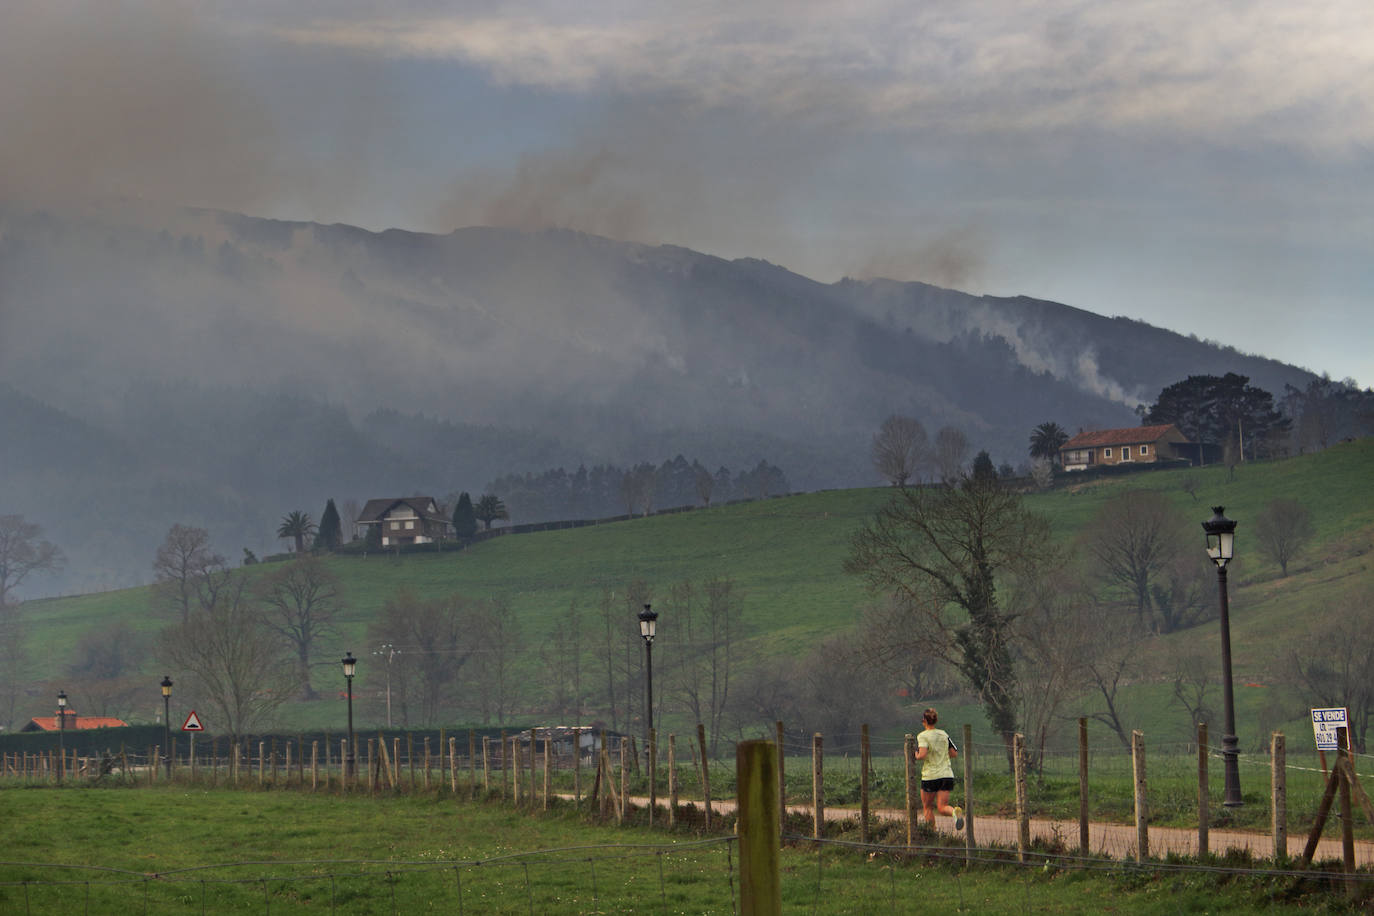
[638,604,658,750]
[160,676,173,779]
[342,652,357,784]
[56,690,67,784]
[1202,506,1242,807]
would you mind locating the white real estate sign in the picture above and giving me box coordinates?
[1310,707,1348,751]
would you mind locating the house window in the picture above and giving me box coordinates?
[1104,448,1112,458]
[405,520,415,530]
[390,521,401,531]
[1140,445,1149,456]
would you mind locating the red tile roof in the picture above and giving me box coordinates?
[23,715,128,732]
[1061,424,1186,449]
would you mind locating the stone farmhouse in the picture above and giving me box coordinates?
[1059,423,1194,471]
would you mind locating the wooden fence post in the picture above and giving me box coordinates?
[904,734,916,847]
[543,734,551,811]
[1132,729,1148,863]
[1198,722,1209,857]
[1078,717,1090,856]
[776,720,786,837]
[1014,733,1029,863]
[482,736,491,795]
[1271,732,1286,861]
[1338,727,1356,895]
[811,733,824,842]
[423,737,431,790]
[311,741,318,791]
[450,737,458,794]
[512,737,521,805]
[572,728,581,802]
[698,723,713,829]
[668,734,679,828]
[533,730,541,805]
[500,730,508,798]
[962,723,974,860]
[258,741,265,786]
[860,724,870,845]
[737,740,782,916]
[468,730,477,797]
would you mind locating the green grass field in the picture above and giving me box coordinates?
[16,438,1374,751]
[0,786,1362,914]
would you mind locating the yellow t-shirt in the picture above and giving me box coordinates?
[918,727,953,780]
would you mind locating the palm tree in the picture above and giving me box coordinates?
[1028,422,1070,463]
[276,510,317,554]
[474,495,509,531]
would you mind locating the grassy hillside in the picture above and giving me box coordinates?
[15,439,1374,749]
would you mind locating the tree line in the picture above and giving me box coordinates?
[484,456,790,524]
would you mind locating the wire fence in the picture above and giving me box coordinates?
[6,721,1373,910]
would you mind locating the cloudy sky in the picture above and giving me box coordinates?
[4,1,1372,386]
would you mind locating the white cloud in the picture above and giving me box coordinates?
[259,0,1374,152]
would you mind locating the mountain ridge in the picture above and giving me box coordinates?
[0,205,1319,595]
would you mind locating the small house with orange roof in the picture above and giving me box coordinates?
[21,710,128,732]
[1059,424,1193,472]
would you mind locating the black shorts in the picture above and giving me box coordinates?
[921,777,954,793]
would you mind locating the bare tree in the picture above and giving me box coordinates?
[845,473,1056,763]
[669,578,738,756]
[0,606,27,730]
[67,622,147,720]
[158,573,298,739]
[1013,571,1094,768]
[792,633,898,751]
[871,414,929,487]
[1081,490,1192,632]
[620,464,657,516]
[256,554,343,698]
[0,514,65,609]
[1254,497,1315,577]
[152,524,226,624]
[855,595,959,702]
[592,583,647,732]
[1168,641,1216,735]
[1284,600,1374,753]
[932,426,970,483]
[467,597,521,726]
[694,466,715,507]
[366,590,479,726]
[540,598,584,720]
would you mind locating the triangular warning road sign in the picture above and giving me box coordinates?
[181,710,204,731]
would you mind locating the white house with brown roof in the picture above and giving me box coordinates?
[1059,424,1193,471]
[356,497,450,547]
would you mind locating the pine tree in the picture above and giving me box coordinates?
[315,499,342,551]
[452,492,478,538]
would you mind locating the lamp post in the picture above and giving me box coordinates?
[638,604,658,751]
[1202,506,1242,807]
[342,652,357,784]
[56,690,67,784]
[160,676,173,779]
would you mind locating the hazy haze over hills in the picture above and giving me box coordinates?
[0,203,1320,597]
